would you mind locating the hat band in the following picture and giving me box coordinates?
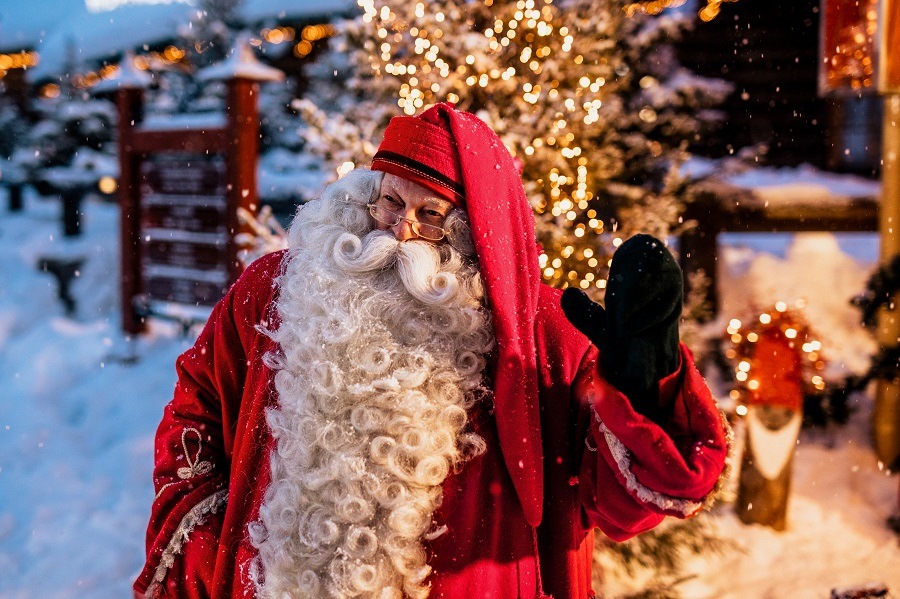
[372,151,465,204]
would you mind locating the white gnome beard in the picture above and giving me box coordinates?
[250,169,493,599]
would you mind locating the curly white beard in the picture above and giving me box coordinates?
[249,169,494,599]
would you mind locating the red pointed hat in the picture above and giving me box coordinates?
[372,104,545,527]
[371,107,466,206]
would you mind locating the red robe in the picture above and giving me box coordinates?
[133,250,728,599]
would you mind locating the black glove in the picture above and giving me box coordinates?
[561,234,683,417]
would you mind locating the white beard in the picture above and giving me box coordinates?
[249,169,494,599]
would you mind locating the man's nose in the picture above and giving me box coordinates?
[391,211,419,241]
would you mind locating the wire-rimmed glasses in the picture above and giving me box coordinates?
[367,201,449,241]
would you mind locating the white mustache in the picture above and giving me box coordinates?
[333,230,460,306]
[332,230,398,273]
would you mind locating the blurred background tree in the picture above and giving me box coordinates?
[299,0,731,298]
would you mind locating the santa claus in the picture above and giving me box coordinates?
[134,104,729,599]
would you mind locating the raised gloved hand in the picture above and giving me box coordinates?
[561,234,683,418]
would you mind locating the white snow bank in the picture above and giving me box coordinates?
[683,158,881,205]
[728,163,881,205]
[0,188,192,597]
[679,407,899,599]
[718,232,878,375]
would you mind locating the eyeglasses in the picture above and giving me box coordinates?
[367,201,449,241]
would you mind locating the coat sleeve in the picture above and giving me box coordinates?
[575,343,730,542]
[133,252,283,598]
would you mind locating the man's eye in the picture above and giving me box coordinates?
[384,195,402,209]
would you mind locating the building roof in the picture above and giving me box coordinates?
[0,0,354,80]
[0,0,89,51]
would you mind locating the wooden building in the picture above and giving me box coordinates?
[678,0,883,175]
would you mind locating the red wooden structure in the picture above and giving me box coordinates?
[114,43,283,335]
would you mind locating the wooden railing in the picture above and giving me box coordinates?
[679,180,879,318]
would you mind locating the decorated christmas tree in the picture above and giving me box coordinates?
[299,0,731,296]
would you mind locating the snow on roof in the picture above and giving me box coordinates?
[90,51,153,92]
[197,34,284,82]
[0,0,89,51]
[138,111,227,131]
[683,157,881,206]
[727,163,880,206]
[28,2,195,80]
[240,0,355,21]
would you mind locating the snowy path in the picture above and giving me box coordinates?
[0,193,188,598]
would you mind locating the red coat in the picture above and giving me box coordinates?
[134,250,728,599]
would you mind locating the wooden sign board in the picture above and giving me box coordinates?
[880,0,900,92]
[139,154,230,307]
[819,0,879,95]
[821,0,900,95]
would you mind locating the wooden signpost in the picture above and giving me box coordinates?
[113,42,283,335]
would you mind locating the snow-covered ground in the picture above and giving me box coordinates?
[0,188,897,598]
[0,190,193,597]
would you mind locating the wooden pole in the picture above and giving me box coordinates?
[875,94,900,470]
[8,184,24,212]
[61,188,83,237]
[679,193,722,320]
[117,87,146,336]
[225,78,260,284]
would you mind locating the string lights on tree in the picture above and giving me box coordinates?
[329,0,620,291]
[303,0,731,294]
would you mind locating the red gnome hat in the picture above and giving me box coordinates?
[372,104,544,527]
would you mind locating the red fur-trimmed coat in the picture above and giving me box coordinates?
[134,250,729,599]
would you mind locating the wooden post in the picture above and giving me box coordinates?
[8,184,24,212]
[874,94,900,470]
[679,195,721,320]
[61,188,83,237]
[225,78,260,284]
[113,39,282,334]
[735,406,801,531]
[679,186,746,322]
[199,34,283,285]
[117,86,147,336]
